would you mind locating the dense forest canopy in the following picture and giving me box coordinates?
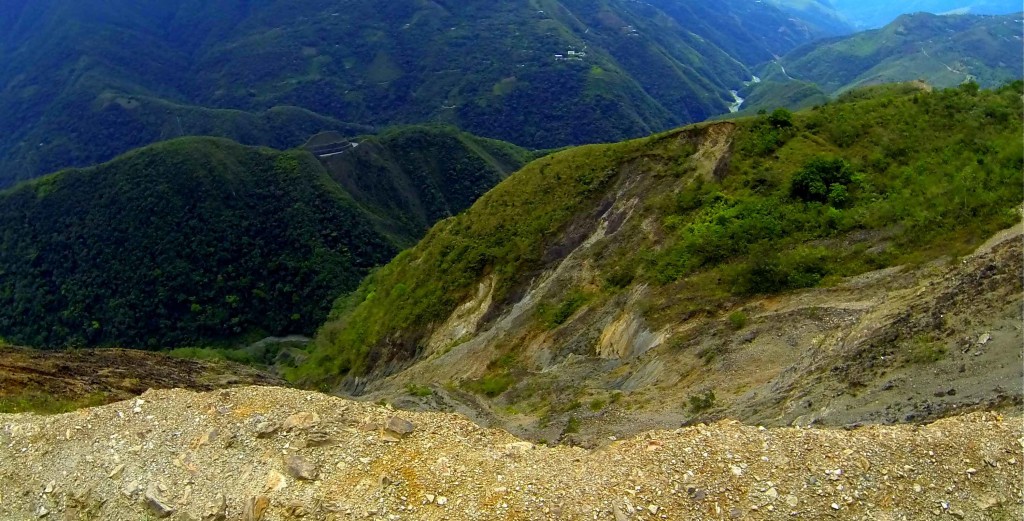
[0,126,528,349]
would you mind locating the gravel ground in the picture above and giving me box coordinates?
[0,386,1020,520]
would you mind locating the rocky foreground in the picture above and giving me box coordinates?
[0,387,1020,521]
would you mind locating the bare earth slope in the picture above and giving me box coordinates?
[364,187,1023,446]
[0,387,1021,520]
[0,346,284,414]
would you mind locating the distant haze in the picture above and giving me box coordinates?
[828,0,1023,28]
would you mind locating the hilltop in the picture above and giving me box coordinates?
[0,386,1019,520]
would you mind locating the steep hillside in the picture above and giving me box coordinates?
[741,13,1023,112]
[297,83,1023,437]
[0,127,527,350]
[0,387,1020,520]
[0,0,836,186]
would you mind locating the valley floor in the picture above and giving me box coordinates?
[0,386,1020,520]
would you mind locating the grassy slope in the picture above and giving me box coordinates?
[296,82,1023,387]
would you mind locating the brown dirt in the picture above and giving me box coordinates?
[0,346,284,412]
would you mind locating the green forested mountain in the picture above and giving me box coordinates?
[0,127,527,349]
[739,13,1023,113]
[295,82,1023,387]
[0,0,838,186]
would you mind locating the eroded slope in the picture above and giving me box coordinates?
[299,84,1022,443]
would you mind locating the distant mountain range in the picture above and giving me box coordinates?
[828,0,1022,28]
[0,0,840,187]
[739,13,1023,113]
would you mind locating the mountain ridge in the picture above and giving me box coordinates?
[0,0,838,186]
[737,12,1024,113]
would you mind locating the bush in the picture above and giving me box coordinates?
[727,311,748,330]
[564,415,581,434]
[604,265,636,289]
[767,108,794,128]
[687,390,716,413]
[907,336,947,364]
[791,157,855,203]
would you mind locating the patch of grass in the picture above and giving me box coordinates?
[405,383,433,397]
[907,336,947,364]
[727,311,748,330]
[0,391,111,415]
[537,290,591,330]
[564,415,581,435]
[588,398,607,411]
[464,374,516,398]
[697,346,724,366]
[167,347,257,365]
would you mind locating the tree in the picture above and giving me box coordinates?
[791,157,854,204]
[767,108,794,128]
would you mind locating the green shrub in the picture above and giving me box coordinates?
[767,108,794,128]
[727,311,748,330]
[604,265,636,289]
[907,336,947,364]
[538,290,591,329]
[564,415,581,434]
[405,383,433,397]
[464,374,515,397]
[687,390,716,414]
[790,157,855,203]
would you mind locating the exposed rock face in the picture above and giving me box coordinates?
[596,312,662,360]
[0,387,1020,520]
[365,215,1024,444]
